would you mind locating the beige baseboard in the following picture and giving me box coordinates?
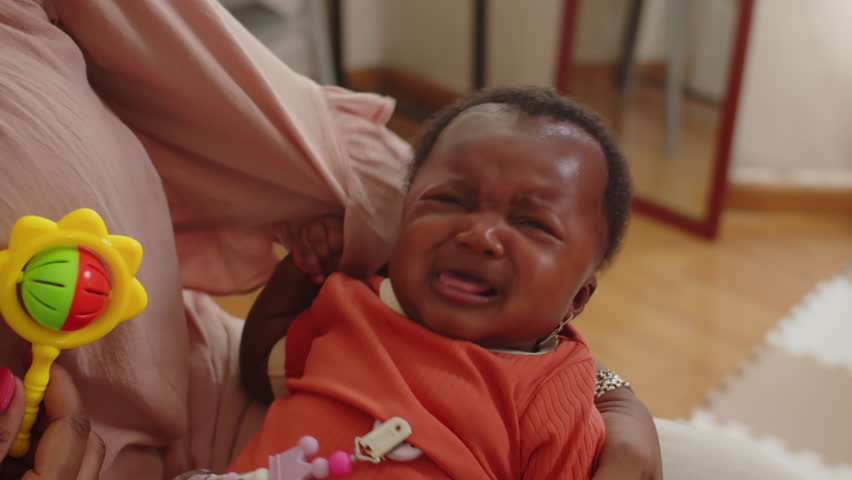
[346,67,463,113]
[344,64,667,113]
[727,184,852,213]
[345,67,384,94]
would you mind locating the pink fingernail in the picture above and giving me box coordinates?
[0,367,14,412]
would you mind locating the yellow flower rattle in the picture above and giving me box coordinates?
[0,209,147,458]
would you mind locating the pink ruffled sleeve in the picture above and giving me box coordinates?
[53,0,412,295]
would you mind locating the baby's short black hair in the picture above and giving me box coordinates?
[408,86,632,267]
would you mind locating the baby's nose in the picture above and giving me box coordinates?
[455,219,505,258]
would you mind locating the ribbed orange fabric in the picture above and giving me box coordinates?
[228,274,605,478]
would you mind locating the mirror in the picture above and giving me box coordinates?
[558,0,754,237]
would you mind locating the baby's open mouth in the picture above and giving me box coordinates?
[433,270,499,305]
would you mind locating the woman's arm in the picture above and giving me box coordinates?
[592,364,663,480]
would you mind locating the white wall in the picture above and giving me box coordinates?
[382,0,472,93]
[573,0,629,64]
[343,0,385,70]
[574,0,667,65]
[486,0,563,87]
[343,0,471,92]
[730,0,852,186]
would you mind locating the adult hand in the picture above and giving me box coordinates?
[0,365,105,479]
[593,386,663,480]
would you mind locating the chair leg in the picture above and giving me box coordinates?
[615,0,645,91]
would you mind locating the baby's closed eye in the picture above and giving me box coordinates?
[424,192,474,211]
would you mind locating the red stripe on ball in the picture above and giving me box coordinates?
[63,247,111,331]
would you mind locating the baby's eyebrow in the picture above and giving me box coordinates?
[439,177,478,193]
[511,192,560,212]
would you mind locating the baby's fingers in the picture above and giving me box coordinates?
[321,216,343,259]
[291,252,324,284]
[304,221,331,264]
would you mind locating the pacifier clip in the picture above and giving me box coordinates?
[269,416,420,480]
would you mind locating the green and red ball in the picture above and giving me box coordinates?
[18,245,111,331]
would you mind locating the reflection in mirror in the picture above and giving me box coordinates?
[570,0,738,221]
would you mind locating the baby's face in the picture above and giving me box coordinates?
[388,104,608,351]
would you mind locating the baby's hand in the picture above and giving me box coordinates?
[284,215,343,284]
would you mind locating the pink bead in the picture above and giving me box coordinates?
[311,458,329,478]
[327,451,352,476]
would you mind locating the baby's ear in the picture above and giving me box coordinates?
[570,276,597,318]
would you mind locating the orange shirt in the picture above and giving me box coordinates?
[229,274,605,478]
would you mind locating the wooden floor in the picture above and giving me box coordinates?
[579,211,852,418]
[214,211,852,419]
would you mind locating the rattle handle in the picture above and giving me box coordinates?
[9,344,60,458]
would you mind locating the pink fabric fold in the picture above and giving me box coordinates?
[2,0,411,477]
[53,0,412,295]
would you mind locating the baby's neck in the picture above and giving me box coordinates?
[476,338,538,353]
[477,335,560,355]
